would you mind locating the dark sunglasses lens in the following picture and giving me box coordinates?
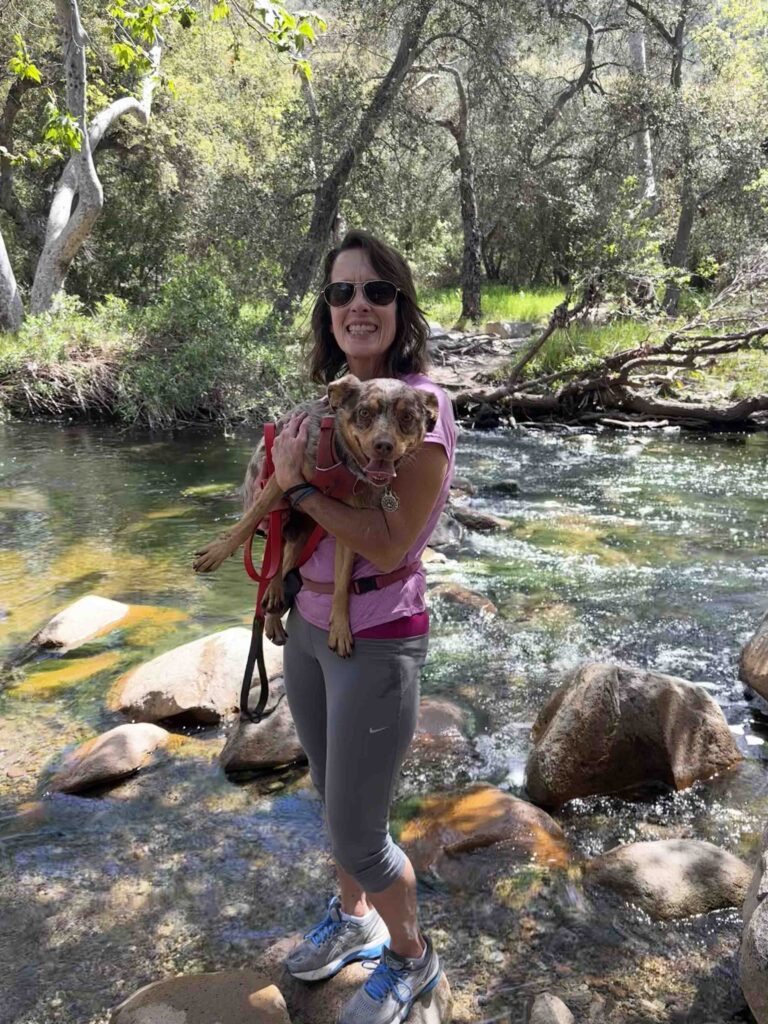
[364,281,397,305]
[324,283,355,307]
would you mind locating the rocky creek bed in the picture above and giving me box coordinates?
[1,419,768,1024]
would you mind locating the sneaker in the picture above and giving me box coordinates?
[337,934,441,1024]
[284,896,390,982]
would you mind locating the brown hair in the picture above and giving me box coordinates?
[308,229,430,384]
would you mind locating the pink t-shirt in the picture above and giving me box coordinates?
[295,373,457,633]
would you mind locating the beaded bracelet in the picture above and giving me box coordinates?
[283,482,313,498]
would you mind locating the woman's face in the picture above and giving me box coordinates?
[328,249,398,376]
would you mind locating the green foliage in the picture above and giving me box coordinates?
[0,270,305,428]
[421,285,566,326]
[7,33,41,83]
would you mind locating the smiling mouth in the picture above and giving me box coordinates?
[363,458,396,485]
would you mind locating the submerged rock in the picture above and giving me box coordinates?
[400,784,569,890]
[428,511,465,553]
[450,507,512,533]
[219,697,306,772]
[110,627,283,725]
[429,583,496,616]
[585,839,753,920]
[529,993,574,1024]
[412,698,470,756]
[29,594,130,654]
[740,611,768,701]
[256,936,452,1024]
[48,723,170,794]
[525,662,741,808]
[741,824,768,1024]
[110,968,288,1024]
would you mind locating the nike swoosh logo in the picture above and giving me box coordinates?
[369,726,388,734]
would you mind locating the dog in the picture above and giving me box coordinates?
[193,374,438,656]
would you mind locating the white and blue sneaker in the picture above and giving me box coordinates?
[284,896,390,982]
[337,935,441,1024]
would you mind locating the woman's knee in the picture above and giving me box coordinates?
[328,823,405,892]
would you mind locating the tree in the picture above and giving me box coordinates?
[0,0,323,330]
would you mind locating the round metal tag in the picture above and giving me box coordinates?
[381,488,400,512]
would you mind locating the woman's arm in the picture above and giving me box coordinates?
[272,413,448,572]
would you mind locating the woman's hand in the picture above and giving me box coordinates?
[272,413,310,491]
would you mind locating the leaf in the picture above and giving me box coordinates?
[211,1,230,21]
[24,64,42,83]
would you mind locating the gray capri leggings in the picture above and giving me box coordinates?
[282,607,429,893]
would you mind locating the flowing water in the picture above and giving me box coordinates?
[1,420,767,1024]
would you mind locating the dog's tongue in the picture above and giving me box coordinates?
[364,458,396,484]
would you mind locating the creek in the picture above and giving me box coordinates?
[1,420,767,1024]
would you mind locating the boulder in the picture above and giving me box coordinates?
[450,508,511,533]
[429,583,496,616]
[585,839,753,920]
[428,511,464,553]
[529,993,575,1024]
[110,627,283,725]
[110,969,288,1024]
[741,824,768,1024]
[450,475,477,497]
[422,547,448,565]
[484,320,533,339]
[525,662,742,808]
[740,611,768,701]
[481,479,520,497]
[400,784,569,889]
[30,595,130,654]
[220,697,307,772]
[412,698,470,756]
[49,723,170,794]
[256,936,452,1024]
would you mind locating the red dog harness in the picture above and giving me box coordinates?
[238,415,418,723]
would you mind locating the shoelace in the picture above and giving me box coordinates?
[363,960,413,1005]
[305,912,344,947]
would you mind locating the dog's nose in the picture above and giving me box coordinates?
[373,438,394,457]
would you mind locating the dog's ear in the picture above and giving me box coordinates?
[420,391,439,432]
[327,374,361,410]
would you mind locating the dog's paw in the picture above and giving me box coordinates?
[265,614,288,646]
[328,620,354,659]
[262,583,286,616]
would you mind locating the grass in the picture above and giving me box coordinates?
[419,283,566,327]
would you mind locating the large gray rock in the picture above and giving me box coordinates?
[49,723,170,794]
[525,662,742,808]
[412,697,470,756]
[586,839,753,920]
[110,627,283,725]
[740,611,768,700]
[30,595,130,653]
[219,696,306,772]
[110,969,289,1024]
[529,993,574,1024]
[741,824,768,1024]
[257,936,452,1024]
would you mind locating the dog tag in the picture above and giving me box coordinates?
[381,487,399,512]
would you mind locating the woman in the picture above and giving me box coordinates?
[270,230,456,1024]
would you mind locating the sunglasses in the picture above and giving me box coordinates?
[322,280,399,308]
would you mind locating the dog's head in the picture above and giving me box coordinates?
[327,374,439,486]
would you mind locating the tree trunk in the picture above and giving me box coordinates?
[663,166,696,313]
[29,3,160,314]
[274,0,435,321]
[0,227,23,331]
[627,30,660,215]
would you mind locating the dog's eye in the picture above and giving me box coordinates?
[356,408,372,424]
[400,411,414,426]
